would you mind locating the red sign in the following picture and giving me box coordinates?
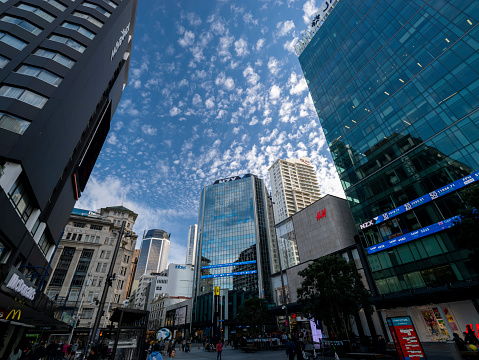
[316,208,326,221]
[387,317,426,360]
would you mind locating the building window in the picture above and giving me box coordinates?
[8,178,33,223]
[0,32,27,50]
[48,34,85,53]
[94,236,99,243]
[87,291,93,302]
[104,237,109,244]
[100,250,105,259]
[43,0,66,11]
[96,262,101,272]
[73,222,85,228]
[50,272,66,286]
[1,16,42,35]
[91,277,97,286]
[0,86,48,108]
[0,112,30,135]
[82,308,93,319]
[0,55,9,68]
[38,232,52,255]
[84,234,89,242]
[90,224,102,230]
[72,11,103,27]
[61,22,95,39]
[77,234,82,241]
[101,263,107,273]
[98,277,103,287]
[16,3,55,22]
[81,2,110,18]
[71,233,77,240]
[102,0,116,9]
[33,48,75,68]
[16,65,62,86]
[105,251,111,259]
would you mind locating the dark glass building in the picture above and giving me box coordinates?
[298,0,479,342]
[0,0,137,351]
[193,174,276,336]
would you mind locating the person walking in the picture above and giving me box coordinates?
[286,337,296,360]
[8,346,22,360]
[216,339,223,360]
[168,349,175,360]
[147,344,163,360]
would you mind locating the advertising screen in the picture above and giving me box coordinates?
[387,317,426,360]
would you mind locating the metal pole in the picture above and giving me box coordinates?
[273,226,289,333]
[102,281,116,328]
[68,274,92,343]
[89,221,126,349]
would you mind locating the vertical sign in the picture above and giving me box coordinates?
[387,317,426,360]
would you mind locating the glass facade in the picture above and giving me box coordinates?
[135,230,170,281]
[299,0,479,295]
[196,174,275,302]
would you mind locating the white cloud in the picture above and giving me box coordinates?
[215,72,235,91]
[276,20,295,37]
[284,37,299,54]
[170,107,181,116]
[270,85,281,99]
[141,124,157,136]
[268,57,281,75]
[303,0,319,24]
[234,38,249,57]
[218,35,234,62]
[178,30,195,47]
[187,12,202,26]
[205,97,215,109]
[288,71,308,95]
[255,38,265,51]
[249,116,259,126]
[107,133,118,145]
[192,94,202,107]
[243,65,260,86]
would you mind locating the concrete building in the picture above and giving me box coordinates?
[134,229,170,282]
[45,206,138,333]
[186,224,197,265]
[269,157,321,224]
[297,0,479,345]
[122,248,139,302]
[0,0,137,353]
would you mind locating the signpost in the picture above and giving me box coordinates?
[387,316,426,360]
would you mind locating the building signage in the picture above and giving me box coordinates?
[4,267,37,300]
[0,308,21,320]
[367,216,459,254]
[316,208,326,221]
[359,170,479,231]
[214,176,242,184]
[214,286,220,296]
[387,317,426,360]
[202,260,256,269]
[110,22,130,61]
[201,270,257,279]
[175,265,186,270]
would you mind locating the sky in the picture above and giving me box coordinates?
[76,0,345,264]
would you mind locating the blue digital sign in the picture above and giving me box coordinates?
[201,260,257,269]
[360,170,479,230]
[201,270,257,279]
[367,216,460,254]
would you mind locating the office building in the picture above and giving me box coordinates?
[0,0,137,353]
[186,224,197,265]
[44,206,137,337]
[122,248,139,302]
[297,0,479,343]
[134,229,170,282]
[193,174,277,337]
[269,157,321,224]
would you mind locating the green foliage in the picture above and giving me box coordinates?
[238,296,268,334]
[449,184,479,270]
[297,255,371,339]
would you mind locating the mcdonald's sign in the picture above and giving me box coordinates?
[0,308,21,320]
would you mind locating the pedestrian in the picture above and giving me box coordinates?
[31,342,46,360]
[62,342,69,359]
[147,344,163,360]
[216,339,223,360]
[168,349,175,360]
[9,346,22,360]
[286,337,296,360]
[377,335,386,354]
[453,333,469,351]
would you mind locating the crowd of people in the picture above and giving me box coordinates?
[8,340,83,360]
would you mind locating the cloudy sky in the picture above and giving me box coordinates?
[76,0,344,264]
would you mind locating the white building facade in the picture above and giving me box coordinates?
[185,225,197,265]
[269,157,321,224]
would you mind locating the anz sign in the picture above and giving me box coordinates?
[214,175,242,184]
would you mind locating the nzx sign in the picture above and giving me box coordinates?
[316,208,326,221]
[214,176,241,184]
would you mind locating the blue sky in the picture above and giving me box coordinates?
[76,0,344,264]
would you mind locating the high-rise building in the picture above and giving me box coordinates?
[135,229,170,282]
[269,157,321,224]
[0,0,137,353]
[186,224,197,265]
[297,0,479,342]
[45,206,137,334]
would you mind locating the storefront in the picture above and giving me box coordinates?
[0,265,70,358]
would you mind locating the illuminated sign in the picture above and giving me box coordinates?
[5,269,36,300]
[316,208,326,221]
[367,216,459,254]
[214,176,242,184]
[201,270,257,279]
[359,170,479,231]
[387,317,426,360]
[2,309,21,320]
[111,22,130,61]
[214,286,220,296]
[202,260,256,269]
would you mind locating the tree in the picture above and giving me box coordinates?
[238,296,268,334]
[297,255,371,340]
[449,183,479,270]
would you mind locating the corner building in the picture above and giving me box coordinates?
[298,0,479,343]
[193,174,277,337]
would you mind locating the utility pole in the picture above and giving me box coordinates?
[89,221,126,349]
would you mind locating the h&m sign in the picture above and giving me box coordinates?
[316,208,326,221]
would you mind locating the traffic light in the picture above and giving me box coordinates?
[99,332,103,337]
[76,319,81,327]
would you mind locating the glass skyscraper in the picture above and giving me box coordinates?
[195,174,276,302]
[135,229,170,281]
[298,0,479,339]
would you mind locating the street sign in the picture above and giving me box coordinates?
[387,316,426,360]
[214,286,220,296]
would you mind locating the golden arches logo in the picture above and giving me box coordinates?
[6,309,21,320]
